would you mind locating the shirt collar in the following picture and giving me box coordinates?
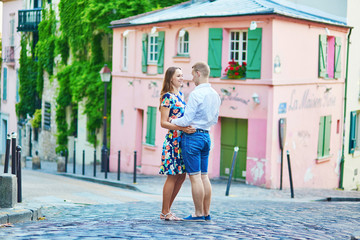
[194,83,211,90]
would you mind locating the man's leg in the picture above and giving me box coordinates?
[200,134,211,217]
[188,173,204,217]
[201,174,212,216]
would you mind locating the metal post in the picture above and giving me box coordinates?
[117,151,121,181]
[93,150,96,177]
[73,149,76,174]
[82,150,85,175]
[11,132,16,175]
[280,150,283,190]
[286,150,294,198]
[16,146,22,203]
[101,81,108,172]
[104,149,108,179]
[65,149,68,173]
[225,147,239,196]
[4,134,11,173]
[133,151,137,184]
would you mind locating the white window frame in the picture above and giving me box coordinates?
[122,35,128,70]
[178,30,189,55]
[148,33,158,64]
[229,30,248,63]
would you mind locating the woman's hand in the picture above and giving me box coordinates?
[182,126,196,134]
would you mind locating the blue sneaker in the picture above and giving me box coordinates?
[205,215,211,221]
[183,215,205,221]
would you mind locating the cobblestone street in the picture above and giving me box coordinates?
[1,197,360,239]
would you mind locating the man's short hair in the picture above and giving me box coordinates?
[192,62,210,78]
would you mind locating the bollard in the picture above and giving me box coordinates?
[286,150,294,198]
[65,149,68,173]
[82,150,85,175]
[4,134,11,173]
[117,151,121,181]
[225,146,239,196]
[73,149,76,174]
[16,146,22,203]
[104,149,108,179]
[11,132,17,175]
[133,151,137,184]
[0,174,17,208]
[93,150,96,177]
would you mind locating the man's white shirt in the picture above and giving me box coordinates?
[172,83,221,130]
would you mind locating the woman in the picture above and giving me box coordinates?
[159,67,195,221]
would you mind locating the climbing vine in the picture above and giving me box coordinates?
[16,35,41,118]
[17,0,188,152]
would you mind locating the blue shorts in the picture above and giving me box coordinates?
[181,130,211,175]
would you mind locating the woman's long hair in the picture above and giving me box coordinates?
[159,67,180,110]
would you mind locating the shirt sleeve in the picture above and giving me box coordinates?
[172,91,198,127]
[160,93,172,108]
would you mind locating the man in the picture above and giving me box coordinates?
[171,62,221,221]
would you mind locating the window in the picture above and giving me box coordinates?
[44,102,51,130]
[349,111,360,154]
[317,115,331,158]
[123,36,128,70]
[16,69,20,102]
[229,30,247,63]
[319,35,341,79]
[9,16,15,46]
[142,31,164,74]
[145,106,156,145]
[3,68,7,101]
[148,33,158,64]
[178,30,189,55]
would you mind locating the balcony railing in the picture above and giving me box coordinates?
[4,46,15,64]
[17,8,42,32]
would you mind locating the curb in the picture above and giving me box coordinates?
[0,206,42,225]
[57,173,141,192]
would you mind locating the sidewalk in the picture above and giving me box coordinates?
[1,160,360,226]
[35,160,360,202]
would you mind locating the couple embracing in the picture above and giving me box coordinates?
[158,62,221,221]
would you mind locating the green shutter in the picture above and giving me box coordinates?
[142,33,148,73]
[3,68,7,101]
[208,28,223,77]
[319,35,327,78]
[146,107,151,144]
[150,107,156,144]
[317,116,325,157]
[334,37,342,79]
[146,106,156,145]
[157,31,165,74]
[247,28,262,79]
[349,111,357,154]
[323,115,332,156]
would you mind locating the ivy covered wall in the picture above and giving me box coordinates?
[18,0,188,154]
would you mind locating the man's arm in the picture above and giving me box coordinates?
[172,92,198,127]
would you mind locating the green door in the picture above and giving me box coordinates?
[220,118,248,180]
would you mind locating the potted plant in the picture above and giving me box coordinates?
[224,60,246,79]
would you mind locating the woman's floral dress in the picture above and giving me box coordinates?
[159,92,186,175]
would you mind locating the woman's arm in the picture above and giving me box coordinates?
[160,107,195,134]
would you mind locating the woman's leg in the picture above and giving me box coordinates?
[161,175,178,215]
[169,173,186,208]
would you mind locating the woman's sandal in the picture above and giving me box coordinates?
[164,212,182,221]
[160,213,166,220]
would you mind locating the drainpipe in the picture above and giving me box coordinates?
[339,27,352,189]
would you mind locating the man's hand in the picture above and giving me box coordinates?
[183,126,196,134]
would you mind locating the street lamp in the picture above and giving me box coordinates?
[99,64,111,173]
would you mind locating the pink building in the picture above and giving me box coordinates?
[109,0,349,189]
